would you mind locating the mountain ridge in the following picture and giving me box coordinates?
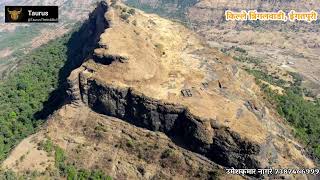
[1,1,317,179]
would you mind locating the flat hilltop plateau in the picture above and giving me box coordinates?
[1,1,317,179]
[124,0,320,99]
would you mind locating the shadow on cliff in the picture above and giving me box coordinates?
[34,1,109,119]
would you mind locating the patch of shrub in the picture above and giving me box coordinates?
[245,69,287,87]
[54,146,112,179]
[120,13,130,20]
[38,139,54,153]
[128,8,136,15]
[160,149,173,159]
[250,70,320,160]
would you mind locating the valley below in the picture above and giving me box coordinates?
[124,0,320,97]
[0,0,100,78]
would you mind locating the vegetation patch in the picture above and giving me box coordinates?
[38,139,54,154]
[248,69,320,160]
[54,146,112,180]
[117,5,136,21]
[245,69,287,87]
[0,32,72,161]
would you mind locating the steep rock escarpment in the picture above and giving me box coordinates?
[84,79,260,169]
[66,1,109,71]
[35,1,111,119]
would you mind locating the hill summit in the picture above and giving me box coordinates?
[1,1,315,179]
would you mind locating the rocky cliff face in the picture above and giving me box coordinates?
[81,79,261,169]
[66,1,109,70]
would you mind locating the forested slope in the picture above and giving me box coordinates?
[0,32,71,160]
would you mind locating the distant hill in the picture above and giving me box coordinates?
[123,0,320,97]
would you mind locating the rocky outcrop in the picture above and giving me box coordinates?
[67,71,261,170]
[28,2,111,120]
[65,1,110,105]
[66,1,109,70]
